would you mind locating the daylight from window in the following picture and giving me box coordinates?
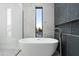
[36,7,43,37]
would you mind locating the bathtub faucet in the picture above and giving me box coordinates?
[55,27,62,56]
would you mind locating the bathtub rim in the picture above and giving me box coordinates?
[19,38,58,44]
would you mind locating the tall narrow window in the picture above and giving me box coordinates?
[35,7,43,37]
[7,8,12,38]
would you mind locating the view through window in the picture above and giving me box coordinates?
[35,7,43,37]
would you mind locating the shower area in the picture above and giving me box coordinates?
[55,3,79,56]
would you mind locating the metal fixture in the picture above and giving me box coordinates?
[55,27,62,56]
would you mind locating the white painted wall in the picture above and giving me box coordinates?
[23,4,35,38]
[23,3,54,38]
[0,3,22,49]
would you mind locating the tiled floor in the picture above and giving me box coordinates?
[0,49,20,56]
[17,50,60,56]
[0,49,60,56]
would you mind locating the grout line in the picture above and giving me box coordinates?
[63,33,79,37]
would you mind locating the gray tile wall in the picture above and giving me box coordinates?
[62,34,79,56]
[55,20,79,56]
[56,22,71,34]
[55,3,79,56]
[71,20,79,35]
[56,20,79,35]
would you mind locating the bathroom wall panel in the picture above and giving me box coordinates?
[56,23,71,34]
[55,3,79,26]
[43,4,54,38]
[0,4,22,49]
[67,34,79,56]
[61,33,79,56]
[55,3,68,25]
[23,3,54,38]
[71,21,79,35]
[62,34,68,56]
[67,4,79,21]
[23,4,35,38]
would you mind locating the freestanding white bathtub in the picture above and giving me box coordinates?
[18,38,58,56]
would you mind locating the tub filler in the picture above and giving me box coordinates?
[18,38,58,56]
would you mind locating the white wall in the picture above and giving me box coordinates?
[23,4,35,38]
[0,3,22,49]
[23,3,54,38]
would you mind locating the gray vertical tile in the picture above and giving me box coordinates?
[71,21,79,35]
[67,35,79,56]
